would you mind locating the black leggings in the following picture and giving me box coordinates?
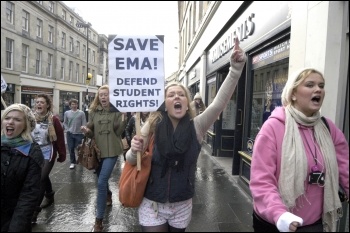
[141,223,186,232]
[36,159,55,210]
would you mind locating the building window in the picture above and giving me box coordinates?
[62,9,66,20]
[76,41,80,55]
[61,58,65,80]
[48,25,53,43]
[82,66,85,82]
[47,53,53,77]
[22,10,29,31]
[48,1,54,13]
[37,18,43,38]
[22,44,28,72]
[61,32,66,48]
[83,45,86,58]
[36,49,42,75]
[76,63,80,83]
[6,38,14,69]
[70,16,74,26]
[69,37,74,52]
[88,48,91,63]
[6,1,14,24]
[92,51,96,63]
[69,61,73,81]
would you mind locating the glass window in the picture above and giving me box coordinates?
[48,25,53,43]
[249,58,288,139]
[62,9,66,20]
[76,41,80,55]
[61,58,65,80]
[69,37,73,52]
[61,32,66,48]
[6,1,14,24]
[48,1,54,13]
[47,53,53,77]
[69,61,73,81]
[6,38,14,69]
[22,44,28,72]
[36,49,42,75]
[22,10,29,31]
[37,18,42,38]
[76,63,80,82]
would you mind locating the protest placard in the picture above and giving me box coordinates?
[108,35,165,112]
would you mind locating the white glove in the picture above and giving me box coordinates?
[276,212,303,232]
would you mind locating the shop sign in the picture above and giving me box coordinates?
[21,86,53,95]
[252,39,290,69]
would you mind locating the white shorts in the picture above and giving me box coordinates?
[138,197,193,229]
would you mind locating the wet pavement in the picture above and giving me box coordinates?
[32,146,254,232]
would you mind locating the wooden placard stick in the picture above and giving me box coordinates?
[135,112,141,171]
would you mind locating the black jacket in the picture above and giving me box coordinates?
[1,142,44,232]
[144,122,201,203]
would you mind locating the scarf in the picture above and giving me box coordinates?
[34,111,57,142]
[156,111,192,177]
[279,105,341,231]
[1,135,30,148]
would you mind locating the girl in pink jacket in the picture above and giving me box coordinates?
[250,68,349,232]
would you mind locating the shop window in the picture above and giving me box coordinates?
[249,58,288,139]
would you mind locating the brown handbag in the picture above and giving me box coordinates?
[118,134,154,208]
[77,137,101,170]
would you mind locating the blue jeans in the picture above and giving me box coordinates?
[66,132,84,164]
[96,157,117,219]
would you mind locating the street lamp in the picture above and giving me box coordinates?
[76,22,92,121]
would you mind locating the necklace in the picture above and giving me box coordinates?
[302,128,320,172]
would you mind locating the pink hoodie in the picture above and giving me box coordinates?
[250,107,349,226]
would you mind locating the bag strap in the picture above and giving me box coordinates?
[320,116,330,132]
[68,111,80,127]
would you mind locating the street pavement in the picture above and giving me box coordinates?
[32,146,254,232]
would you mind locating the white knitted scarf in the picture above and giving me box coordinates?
[279,105,342,231]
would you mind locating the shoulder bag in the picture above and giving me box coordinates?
[77,137,101,170]
[118,133,154,208]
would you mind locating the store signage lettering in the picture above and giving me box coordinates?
[211,13,255,63]
[252,40,290,69]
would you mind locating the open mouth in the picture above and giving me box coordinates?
[311,96,321,103]
[174,102,182,110]
[6,127,14,134]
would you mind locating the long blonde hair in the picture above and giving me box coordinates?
[146,82,196,134]
[89,85,109,112]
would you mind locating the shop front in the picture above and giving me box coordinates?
[21,86,53,110]
[59,91,80,121]
[1,83,15,110]
[205,1,291,178]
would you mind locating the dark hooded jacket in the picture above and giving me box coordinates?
[1,142,44,232]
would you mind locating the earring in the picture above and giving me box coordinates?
[292,97,296,101]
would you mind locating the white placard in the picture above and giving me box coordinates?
[1,74,7,94]
[108,35,165,112]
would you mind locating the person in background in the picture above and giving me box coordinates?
[31,93,66,223]
[63,98,87,169]
[190,92,206,116]
[1,104,44,232]
[250,68,349,232]
[80,85,127,232]
[125,112,150,148]
[126,38,245,232]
